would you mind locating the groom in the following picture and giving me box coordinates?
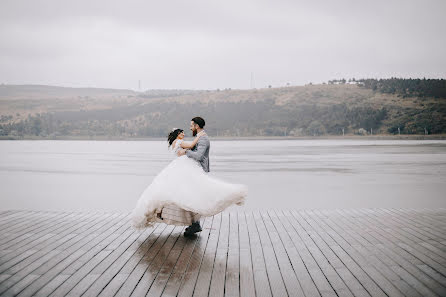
[177,116,210,236]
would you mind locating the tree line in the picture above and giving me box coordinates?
[1,79,445,138]
[0,100,411,138]
[357,78,445,98]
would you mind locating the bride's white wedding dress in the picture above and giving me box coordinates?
[131,139,248,229]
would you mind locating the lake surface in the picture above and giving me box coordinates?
[1,139,445,212]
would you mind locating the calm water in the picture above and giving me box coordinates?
[1,139,445,212]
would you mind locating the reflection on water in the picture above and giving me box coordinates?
[0,139,445,211]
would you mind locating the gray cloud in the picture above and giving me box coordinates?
[1,0,445,90]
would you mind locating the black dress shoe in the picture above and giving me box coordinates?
[184,222,202,236]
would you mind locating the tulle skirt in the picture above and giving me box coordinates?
[131,155,248,229]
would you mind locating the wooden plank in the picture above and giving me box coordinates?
[0,251,59,296]
[0,212,99,272]
[224,212,240,297]
[0,211,31,225]
[287,210,356,296]
[110,225,181,297]
[289,209,371,297]
[243,211,272,297]
[393,208,446,230]
[0,211,74,241]
[0,211,65,245]
[175,216,220,297]
[258,210,305,297]
[114,224,167,275]
[0,210,86,250]
[66,274,100,297]
[0,213,108,275]
[0,211,44,232]
[382,209,444,242]
[331,208,443,297]
[182,213,222,297]
[0,213,127,296]
[382,209,446,261]
[251,210,288,297]
[16,214,132,297]
[208,212,229,297]
[161,217,213,297]
[237,212,256,297]
[373,209,446,260]
[95,225,169,297]
[270,210,321,297]
[343,208,446,296]
[356,209,446,297]
[0,274,41,297]
[115,224,178,297]
[112,223,173,297]
[39,219,136,296]
[87,224,176,296]
[45,250,112,296]
[96,273,129,297]
[419,208,446,230]
[417,264,446,285]
[0,212,116,275]
[28,214,134,297]
[0,210,17,218]
[0,212,96,263]
[314,209,425,297]
[48,214,118,275]
[290,210,391,297]
[355,209,433,266]
[387,209,446,241]
[1,209,445,297]
[355,208,445,264]
[144,227,189,297]
[282,210,339,297]
[33,274,71,297]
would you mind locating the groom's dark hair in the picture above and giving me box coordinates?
[192,117,205,128]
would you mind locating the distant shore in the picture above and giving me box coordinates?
[1,134,446,141]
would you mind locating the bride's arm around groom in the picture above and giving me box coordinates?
[178,133,210,173]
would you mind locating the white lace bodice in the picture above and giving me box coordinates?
[170,139,183,157]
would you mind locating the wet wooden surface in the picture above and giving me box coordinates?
[0,208,445,296]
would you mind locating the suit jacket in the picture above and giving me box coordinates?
[186,134,210,172]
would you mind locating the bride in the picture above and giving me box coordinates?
[131,124,247,236]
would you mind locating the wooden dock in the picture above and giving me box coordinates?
[0,209,445,297]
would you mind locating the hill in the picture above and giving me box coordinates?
[0,80,445,138]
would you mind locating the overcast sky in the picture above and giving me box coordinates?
[1,0,445,90]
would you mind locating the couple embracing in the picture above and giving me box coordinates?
[131,117,248,237]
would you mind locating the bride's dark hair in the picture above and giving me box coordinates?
[167,128,184,146]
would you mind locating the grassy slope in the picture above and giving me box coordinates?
[0,84,444,137]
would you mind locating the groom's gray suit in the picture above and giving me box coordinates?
[186,134,210,172]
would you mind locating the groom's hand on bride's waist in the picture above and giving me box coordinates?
[177,149,187,156]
